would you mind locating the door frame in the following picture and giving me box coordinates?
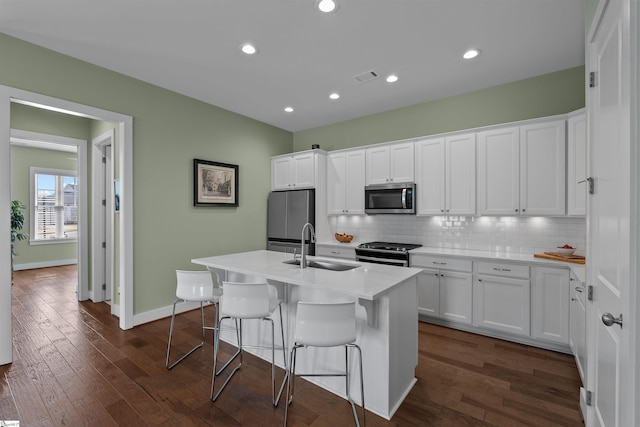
[91,130,115,308]
[0,85,134,365]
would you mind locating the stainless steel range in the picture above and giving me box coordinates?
[355,241,422,267]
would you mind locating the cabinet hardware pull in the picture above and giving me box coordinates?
[515,209,519,212]
[571,297,577,302]
[575,287,583,292]
[433,261,447,265]
[492,267,511,272]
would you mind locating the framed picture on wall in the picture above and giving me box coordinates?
[194,159,239,207]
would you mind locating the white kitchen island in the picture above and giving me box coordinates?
[192,250,421,420]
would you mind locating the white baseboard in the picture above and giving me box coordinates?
[13,259,78,270]
[133,300,214,327]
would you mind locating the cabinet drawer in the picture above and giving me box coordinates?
[477,262,529,279]
[411,255,472,272]
[315,245,356,260]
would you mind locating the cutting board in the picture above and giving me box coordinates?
[534,252,586,264]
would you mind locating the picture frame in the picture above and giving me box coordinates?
[194,159,239,207]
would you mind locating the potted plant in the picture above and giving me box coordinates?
[10,200,28,284]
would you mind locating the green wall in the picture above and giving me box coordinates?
[10,144,79,266]
[293,66,585,152]
[1,33,293,315]
[1,29,585,319]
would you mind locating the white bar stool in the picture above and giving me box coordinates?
[284,301,365,426]
[165,270,221,370]
[211,281,288,406]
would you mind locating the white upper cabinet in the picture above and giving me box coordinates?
[366,142,414,185]
[567,110,587,216]
[477,119,566,216]
[415,133,475,215]
[327,149,365,215]
[271,151,319,191]
[477,126,520,215]
[519,120,566,215]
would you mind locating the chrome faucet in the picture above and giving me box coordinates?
[300,222,316,268]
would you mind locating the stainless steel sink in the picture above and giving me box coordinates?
[282,258,359,271]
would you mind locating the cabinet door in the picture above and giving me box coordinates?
[569,274,587,383]
[567,113,587,216]
[477,126,520,215]
[272,156,293,190]
[575,289,587,382]
[365,146,390,185]
[532,267,569,344]
[440,271,473,324]
[292,152,315,188]
[446,133,476,215]
[389,142,415,183]
[415,138,445,215]
[417,268,440,317]
[519,120,566,215]
[327,152,346,214]
[474,274,530,335]
[343,150,365,214]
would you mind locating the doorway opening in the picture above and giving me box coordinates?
[1,85,134,365]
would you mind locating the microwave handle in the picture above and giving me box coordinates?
[402,188,407,209]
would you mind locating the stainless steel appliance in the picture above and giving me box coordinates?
[267,189,315,255]
[364,183,416,214]
[355,241,422,266]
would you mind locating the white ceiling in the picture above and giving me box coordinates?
[0,0,585,132]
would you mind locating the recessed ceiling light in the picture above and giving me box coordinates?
[241,43,258,55]
[386,74,399,83]
[329,92,340,100]
[284,106,294,113]
[317,0,337,13]
[463,49,481,60]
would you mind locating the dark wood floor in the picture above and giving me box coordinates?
[1,265,584,426]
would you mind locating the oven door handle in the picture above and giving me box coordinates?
[356,255,408,266]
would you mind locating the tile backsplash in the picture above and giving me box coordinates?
[330,215,586,255]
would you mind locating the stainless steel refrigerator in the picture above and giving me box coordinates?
[267,189,315,255]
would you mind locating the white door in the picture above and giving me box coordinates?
[587,0,635,425]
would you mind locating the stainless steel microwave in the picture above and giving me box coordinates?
[364,183,416,214]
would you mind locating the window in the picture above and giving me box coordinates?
[30,167,78,243]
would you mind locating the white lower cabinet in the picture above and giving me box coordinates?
[413,255,472,324]
[412,254,574,352]
[532,267,570,345]
[473,262,530,336]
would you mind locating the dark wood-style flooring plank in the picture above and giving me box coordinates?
[4,265,584,426]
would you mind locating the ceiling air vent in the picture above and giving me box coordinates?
[353,70,379,84]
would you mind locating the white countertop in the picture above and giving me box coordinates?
[192,250,421,300]
[316,241,587,280]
